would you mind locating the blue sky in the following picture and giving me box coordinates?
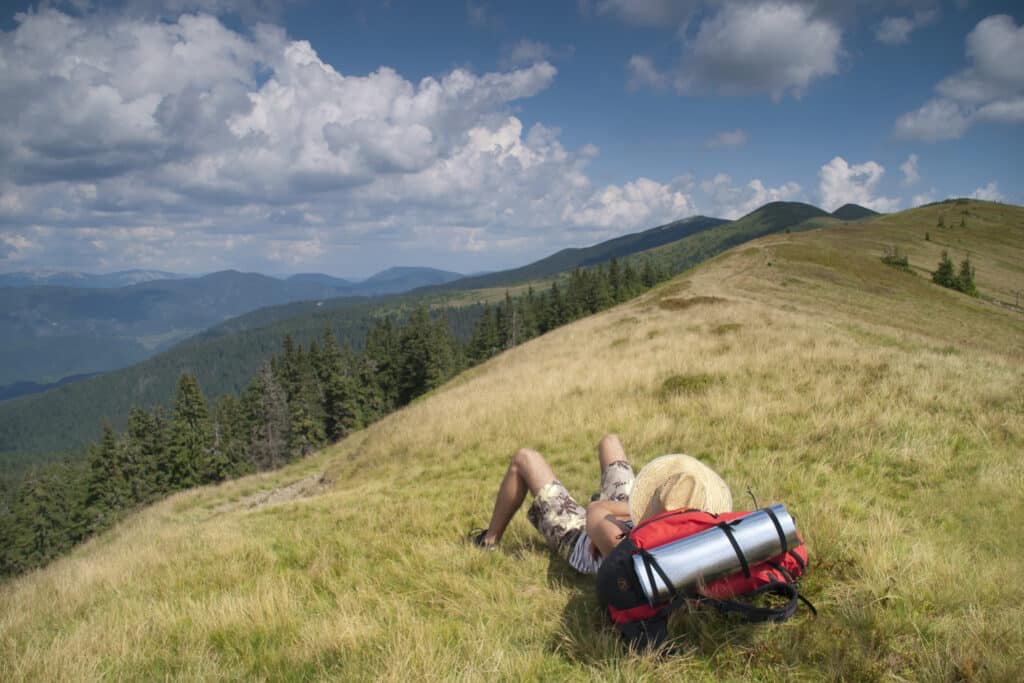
[0,0,1020,278]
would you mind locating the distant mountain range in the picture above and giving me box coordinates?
[0,269,185,289]
[0,266,464,387]
[0,199,870,464]
[429,215,729,292]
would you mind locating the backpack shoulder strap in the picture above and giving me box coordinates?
[694,581,803,623]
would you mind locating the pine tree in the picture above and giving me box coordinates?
[589,266,614,312]
[8,462,88,574]
[608,257,622,302]
[213,395,250,479]
[124,407,165,504]
[167,373,214,488]
[641,259,659,288]
[955,256,978,296]
[543,281,566,331]
[84,423,130,527]
[289,362,327,458]
[244,364,291,470]
[275,335,305,403]
[468,304,499,363]
[932,251,957,288]
[621,260,641,299]
[364,317,400,411]
[318,327,361,440]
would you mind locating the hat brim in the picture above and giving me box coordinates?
[629,453,732,523]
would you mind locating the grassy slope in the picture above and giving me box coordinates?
[2,200,1023,681]
[635,201,831,275]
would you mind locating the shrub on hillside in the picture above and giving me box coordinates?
[932,251,979,297]
[881,245,912,273]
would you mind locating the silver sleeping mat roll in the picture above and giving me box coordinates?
[632,504,800,605]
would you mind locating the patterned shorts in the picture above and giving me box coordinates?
[526,460,635,561]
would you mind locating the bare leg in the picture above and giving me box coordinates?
[587,433,633,556]
[597,433,627,473]
[482,448,556,546]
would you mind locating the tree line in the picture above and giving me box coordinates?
[0,258,667,578]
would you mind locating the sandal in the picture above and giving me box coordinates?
[467,528,496,550]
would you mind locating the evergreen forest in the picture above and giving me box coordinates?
[0,259,665,577]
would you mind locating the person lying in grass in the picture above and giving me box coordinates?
[471,434,732,575]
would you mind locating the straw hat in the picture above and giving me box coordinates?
[629,454,732,523]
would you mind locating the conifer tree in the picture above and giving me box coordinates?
[956,256,978,296]
[543,281,566,331]
[468,304,499,364]
[641,259,659,288]
[85,423,130,526]
[124,407,164,504]
[167,373,214,488]
[317,327,360,439]
[589,266,614,312]
[8,462,87,574]
[244,364,291,470]
[289,362,327,458]
[932,251,957,288]
[364,317,400,411]
[213,395,250,479]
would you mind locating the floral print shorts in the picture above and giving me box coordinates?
[526,460,635,560]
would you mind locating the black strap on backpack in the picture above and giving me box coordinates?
[693,581,800,623]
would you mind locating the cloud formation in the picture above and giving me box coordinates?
[818,156,900,213]
[900,154,920,186]
[592,0,697,28]
[970,181,1004,202]
[896,14,1024,140]
[0,9,697,274]
[874,9,936,46]
[628,2,842,101]
[700,174,802,220]
[704,129,747,149]
[501,39,553,68]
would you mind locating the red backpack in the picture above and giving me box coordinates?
[596,508,814,649]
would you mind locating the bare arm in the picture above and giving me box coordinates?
[586,500,631,557]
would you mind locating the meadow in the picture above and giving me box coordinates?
[1,200,1022,681]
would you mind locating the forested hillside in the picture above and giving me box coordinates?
[0,202,839,467]
[430,214,728,291]
[0,259,664,577]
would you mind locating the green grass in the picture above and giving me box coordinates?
[1,200,1022,681]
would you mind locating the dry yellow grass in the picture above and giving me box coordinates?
[2,200,1022,681]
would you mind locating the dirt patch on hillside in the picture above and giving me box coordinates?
[658,295,729,311]
[215,473,331,513]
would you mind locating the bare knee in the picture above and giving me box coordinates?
[512,447,542,470]
[511,447,556,494]
[599,434,622,451]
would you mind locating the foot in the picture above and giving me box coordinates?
[467,528,497,550]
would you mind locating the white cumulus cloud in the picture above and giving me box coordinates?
[624,2,841,101]
[970,181,1004,202]
[501,39,554,68]
[675,2,842,101]
[627,55,668,91]
[699,174,802,220]
[0,9,707,275]
[874,10,937,46]
[895,14,1024,140]
[900,154,920,186]
[818,156,901,213]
